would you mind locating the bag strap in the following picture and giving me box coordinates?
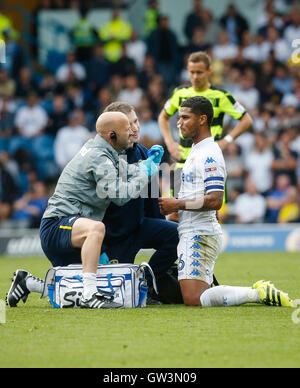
[41,268,56,299]
[139,262,158,294]
[106,273,115,294]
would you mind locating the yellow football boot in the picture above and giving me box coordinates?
[252,280,293,307]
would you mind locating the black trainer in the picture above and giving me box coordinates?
[80,292,122,309]
[6,269,31,307]
[146,294,162,305]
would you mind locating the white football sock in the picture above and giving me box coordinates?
[82,272,98,300]
[200,285,260,307]
[26,276,44,294]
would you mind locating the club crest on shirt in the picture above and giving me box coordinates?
[205,166,217,172]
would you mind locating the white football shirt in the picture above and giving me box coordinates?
[178,136,226,236]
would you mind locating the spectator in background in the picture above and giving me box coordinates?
[201,9,221,47]
[219,4,249,45]
[98,8,132,63]
[183,0,204,43]
[92,87,112,118]
[288,125,300,156]
[257,3,284,38]
[271,129,298,185]
[107,74,123,101]
[234,74,260,111]
[111,44,137,77]
[212,30,238,62]
[15,67,38,99]
[185,26,210,55]
[55,51,86,85]
[143,74,166,118]
[244,133,274,195]
[66,82,90,111]
[85,44,110,93]
[147,15,179,87]
[12,181,49,228]
[283,3,300,47]
[126,30,147,71]
[0,97,15,143]
[1,29,24,80]
[0,67,16,99]
[14,92,48,139]
[46,94,68,137]
[38,72,58,99]
[54,109,90,170]
[117,74,143,109]
[256,60,283,106]
[271,64,293,95]
[0,150,18,184]
[0,155,18,225]
[69,6,98,63]
[0,11,13,39]
[277,185,300,223]
[139,106,163,149]
[264,26,291,64]
[234,177,266,224]
[266,173,291,223]
[223,142,244,197]
[138,54,158,90]
[144,0,159,38]
[242,34,270,64]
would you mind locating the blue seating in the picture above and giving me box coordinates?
[45,50,66,74]
[8,136,33,155]
[31,134,55,161]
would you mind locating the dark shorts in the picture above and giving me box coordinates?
[39,216,82,267]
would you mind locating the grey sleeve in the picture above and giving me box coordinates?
[93,155,149,206]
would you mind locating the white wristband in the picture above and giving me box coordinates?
[185,197,204,210]
[224,134,234,143]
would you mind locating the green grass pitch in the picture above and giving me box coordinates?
[0,251,299,368]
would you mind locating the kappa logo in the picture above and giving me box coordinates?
[222,297,228,306]
[205,157,216,164]
[192,235,201,242]
[190,269,200,277]
[190,242,201,250]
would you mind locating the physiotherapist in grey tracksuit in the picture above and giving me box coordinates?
[39,111,164,308]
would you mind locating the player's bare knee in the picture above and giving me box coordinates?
[183,294,200,306]
[89,221,105,240]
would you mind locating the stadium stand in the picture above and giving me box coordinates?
[0,0,299,230]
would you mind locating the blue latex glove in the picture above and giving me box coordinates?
[139,157,158,177]
[147,145,164,165]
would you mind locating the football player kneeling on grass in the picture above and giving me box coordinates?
[158,96,294,308]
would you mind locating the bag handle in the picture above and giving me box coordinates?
[139,262,158,294]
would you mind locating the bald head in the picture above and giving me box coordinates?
[96,111,133,153]
[96,111,129,136]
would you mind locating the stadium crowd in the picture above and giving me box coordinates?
[0,0,300,228]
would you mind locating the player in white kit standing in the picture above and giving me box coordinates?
[159,96,294,308]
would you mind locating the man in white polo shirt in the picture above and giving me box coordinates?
[158,96,293,308]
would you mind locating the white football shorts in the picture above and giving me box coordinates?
[177,233,222,284]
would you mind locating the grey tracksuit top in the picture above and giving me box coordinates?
[43,135,149,221]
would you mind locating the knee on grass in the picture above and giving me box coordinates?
[183,294,201,307]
